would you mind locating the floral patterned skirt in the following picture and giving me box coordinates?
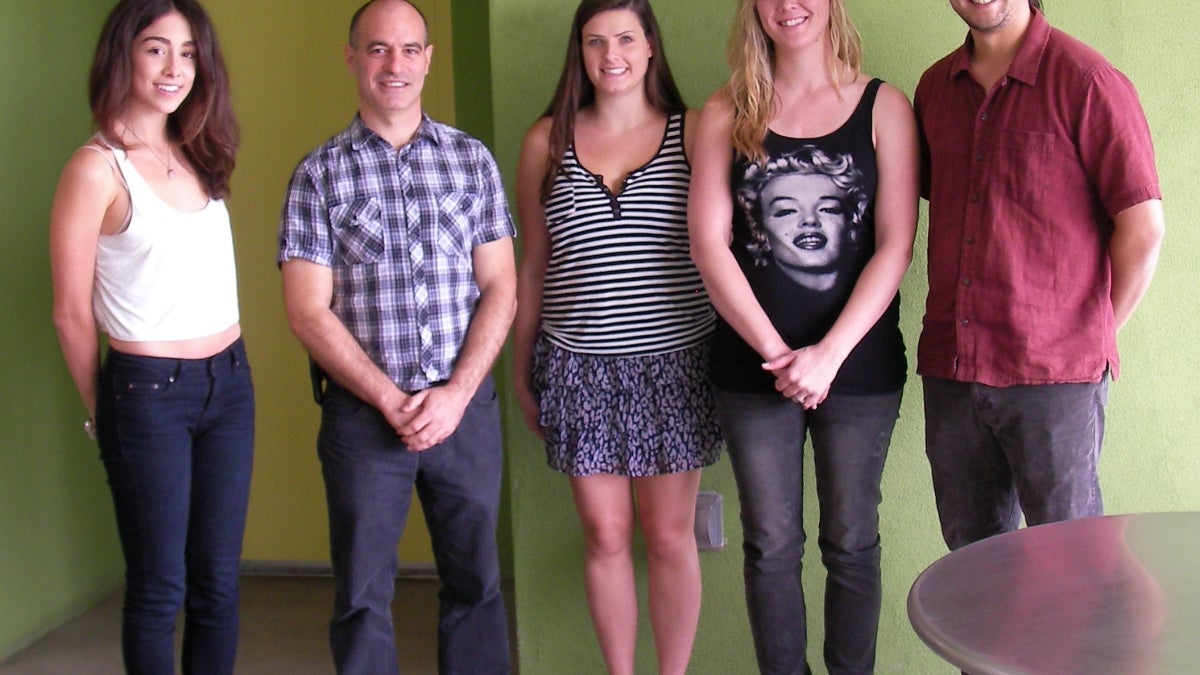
[532,334,723,477]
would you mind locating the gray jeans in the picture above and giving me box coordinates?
[318,377,509,674]
[922,376,1109,551]
[714,387,902,675]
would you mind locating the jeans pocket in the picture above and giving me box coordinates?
[105,354,181,400]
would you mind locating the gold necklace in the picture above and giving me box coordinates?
[124,124,176,179]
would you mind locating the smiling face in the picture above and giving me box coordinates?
[760,172,849,277]
[346,0,432,128]
[948,0,1031,35]
[126,10,195,117]
[754,0,829,51]
[580,9,652,99]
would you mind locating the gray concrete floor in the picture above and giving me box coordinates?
[0,576,460,674]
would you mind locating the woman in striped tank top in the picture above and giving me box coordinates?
[513,1,722,673]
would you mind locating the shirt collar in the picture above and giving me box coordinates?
[347,113,441,151]
[949,9,1051,87]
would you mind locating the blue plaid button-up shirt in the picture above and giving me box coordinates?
[279,115,515,391]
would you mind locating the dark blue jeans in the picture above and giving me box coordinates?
[318,377,509,675]
[923,376,1108,551]
[714,388,901,675]
[96,338,255,675]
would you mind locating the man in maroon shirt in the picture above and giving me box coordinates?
[914,0,1164,550]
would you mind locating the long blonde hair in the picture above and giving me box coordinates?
[725,0,863,163]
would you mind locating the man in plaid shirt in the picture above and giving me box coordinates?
[278,1,515,672]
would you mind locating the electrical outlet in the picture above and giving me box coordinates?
[695,491,725,551]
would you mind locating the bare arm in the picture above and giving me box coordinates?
[281,258,415,429]
[50,148,123,422]
[400,236,517,450]
[682,108,701,165]
[1109,199,1164,332]
[688,91,792,364]
[511,118,553,437]
[764,83,918,404]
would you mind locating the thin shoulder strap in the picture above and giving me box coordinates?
[845,78,884,137]
[79,137,133,230]
[79,138,130,193]
[859,78,884,117]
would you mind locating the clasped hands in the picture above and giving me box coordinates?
[763,344,838,410]
[381,383,471,452]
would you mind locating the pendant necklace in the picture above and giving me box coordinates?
[124,123,176,179]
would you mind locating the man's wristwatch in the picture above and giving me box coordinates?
[84,418,97,440]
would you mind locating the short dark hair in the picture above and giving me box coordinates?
[1030,0,1043,10]
[349,0,428,47]
[89,0,238,198]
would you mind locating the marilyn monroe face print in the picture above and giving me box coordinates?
[738,146,867,291]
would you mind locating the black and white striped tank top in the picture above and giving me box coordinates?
[541,112,714,356]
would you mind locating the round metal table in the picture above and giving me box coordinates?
[908,512,1200,674]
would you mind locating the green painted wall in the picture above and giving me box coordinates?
[490,1,1200,673]
[0,0,125,661]
[5,0,1199,670]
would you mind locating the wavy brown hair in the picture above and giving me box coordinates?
[89,0,238,199]
[725,0,862,164]
[538,0,686,202]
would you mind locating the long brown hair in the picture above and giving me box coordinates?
[539,0,686,202]
[89,0,238,199]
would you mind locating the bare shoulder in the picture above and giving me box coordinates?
[700,88,734,117]
[872,80,914,111]
[53,143,123,218]
[61,143,120,189]
[517,116,553,184]
[522,116,553,153]
[682,108,701,159]
[696,89,736,139]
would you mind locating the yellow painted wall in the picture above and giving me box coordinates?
[204,0,456,566]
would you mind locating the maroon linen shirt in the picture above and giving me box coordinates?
[914,11,1160,387]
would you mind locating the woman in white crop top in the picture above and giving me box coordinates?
[48,1,252,672]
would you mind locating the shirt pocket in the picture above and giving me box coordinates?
[436,191,475,258]
[543,175,577,228]
[329,198,385,265]
[999,129,1055,205]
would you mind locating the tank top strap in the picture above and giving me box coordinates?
[104,140,178,216]
[843,78,884,138]
[81,134,131,194]
[663,110,684,150]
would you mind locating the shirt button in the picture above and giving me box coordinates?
[961,318,970,326]
[966,235,975,245]
[980,112,988,121]
[425,368,439,381]
[961,278,971,286]
[975,152,984,162]
[970,194,980,203]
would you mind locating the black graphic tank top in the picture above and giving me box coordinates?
[712,78,906,395]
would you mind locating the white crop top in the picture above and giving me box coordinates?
[92,144,240,342]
